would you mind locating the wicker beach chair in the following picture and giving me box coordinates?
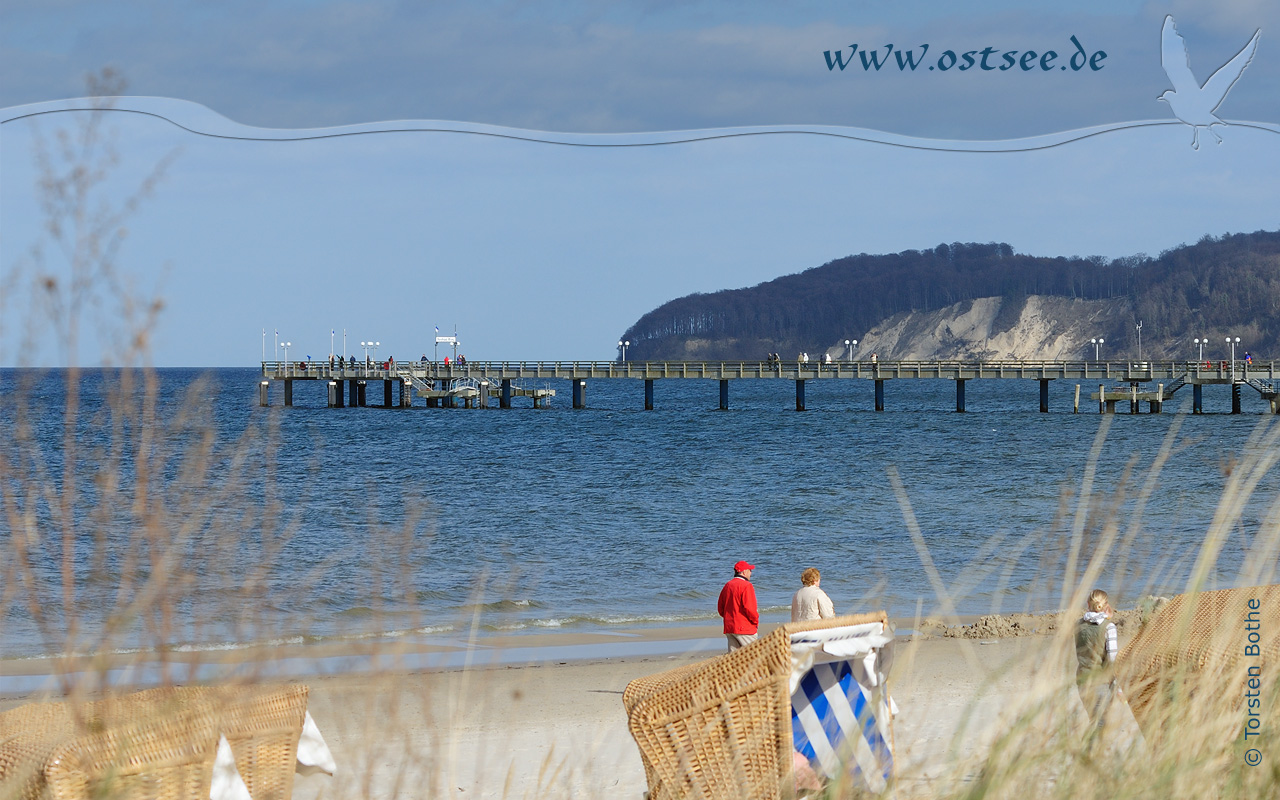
[624,612,895,800]
[1119,585,1280,735]
[0,683,311,800]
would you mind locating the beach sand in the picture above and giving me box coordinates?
[0,618,1141,799]
[285,624,1131,799]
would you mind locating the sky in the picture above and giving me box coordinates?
[1,0,1279,365]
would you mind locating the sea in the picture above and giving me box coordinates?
[1,366,1277,661]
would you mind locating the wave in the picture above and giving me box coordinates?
[461,599,540,613]
[167,636,306,653]
[479,610,722,632]
[335,606,377,618]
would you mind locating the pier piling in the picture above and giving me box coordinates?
[720,379,729,411]
[795,379,805,412]
[644,379,654,411]
[1194,384,1203,414]
[1130,383,1138,414]
[1233,384,1242,414]
[1099,384,1105,414]
[501,379,512,409]
[259,381,269,407]
[1073,384,1080,414]
[327,381,340,408]
[955,379,966,413]
[1039,379,1050,413]
[572,379,585,409]
[357,380,367,407]
[284,379,293,407]
[875,379,885,412]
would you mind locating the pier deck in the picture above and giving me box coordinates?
[257,359,1280,414]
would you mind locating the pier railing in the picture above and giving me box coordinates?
[260,359,1273,383]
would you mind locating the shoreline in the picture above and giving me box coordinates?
[0,606,1131,698]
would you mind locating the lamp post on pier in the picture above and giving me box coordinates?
[1227,336,1241,381]
[1135,321,1143,362]
[282,341,292,376]
[1194,337,1206,361]
[1091,338,1104,361]
[845,339,858,360]
[618,340,630,362]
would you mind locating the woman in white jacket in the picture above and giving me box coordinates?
[791,568,835,622]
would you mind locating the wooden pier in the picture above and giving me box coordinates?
[258,359,1280,414]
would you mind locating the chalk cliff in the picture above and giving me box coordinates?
[831,296,1129,362]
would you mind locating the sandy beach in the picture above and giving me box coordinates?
[277,621,1123,799]
[0,616,1140,799]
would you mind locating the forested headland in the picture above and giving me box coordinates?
[619,230,1280,361]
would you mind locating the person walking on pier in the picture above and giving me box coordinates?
[717,560,759,652]
[790,568,835,622]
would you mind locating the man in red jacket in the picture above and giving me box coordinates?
[717,560,759,652]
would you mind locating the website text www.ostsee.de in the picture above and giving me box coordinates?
[824,35,1106,73]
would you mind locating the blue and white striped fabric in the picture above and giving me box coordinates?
[791,659,892,792]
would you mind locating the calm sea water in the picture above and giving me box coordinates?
[1,367,1277,658]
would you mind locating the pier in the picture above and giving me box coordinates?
[258,359,1280,414]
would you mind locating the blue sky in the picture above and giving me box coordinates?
[1,0,1278,365]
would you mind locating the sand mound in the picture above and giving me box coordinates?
[915,597,1167,640]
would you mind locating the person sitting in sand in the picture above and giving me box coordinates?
[790,568,835,622]
[1076,588,1119,731]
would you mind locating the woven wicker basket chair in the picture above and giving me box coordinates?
[624,612,894,800]
[1119,585,1280,735]
[0,683,310,800]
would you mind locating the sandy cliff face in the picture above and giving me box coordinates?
[835,296,1129,361]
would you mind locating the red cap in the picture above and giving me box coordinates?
[734,560,756,572]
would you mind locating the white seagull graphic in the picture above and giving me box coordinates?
[1159,15,1260,149]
